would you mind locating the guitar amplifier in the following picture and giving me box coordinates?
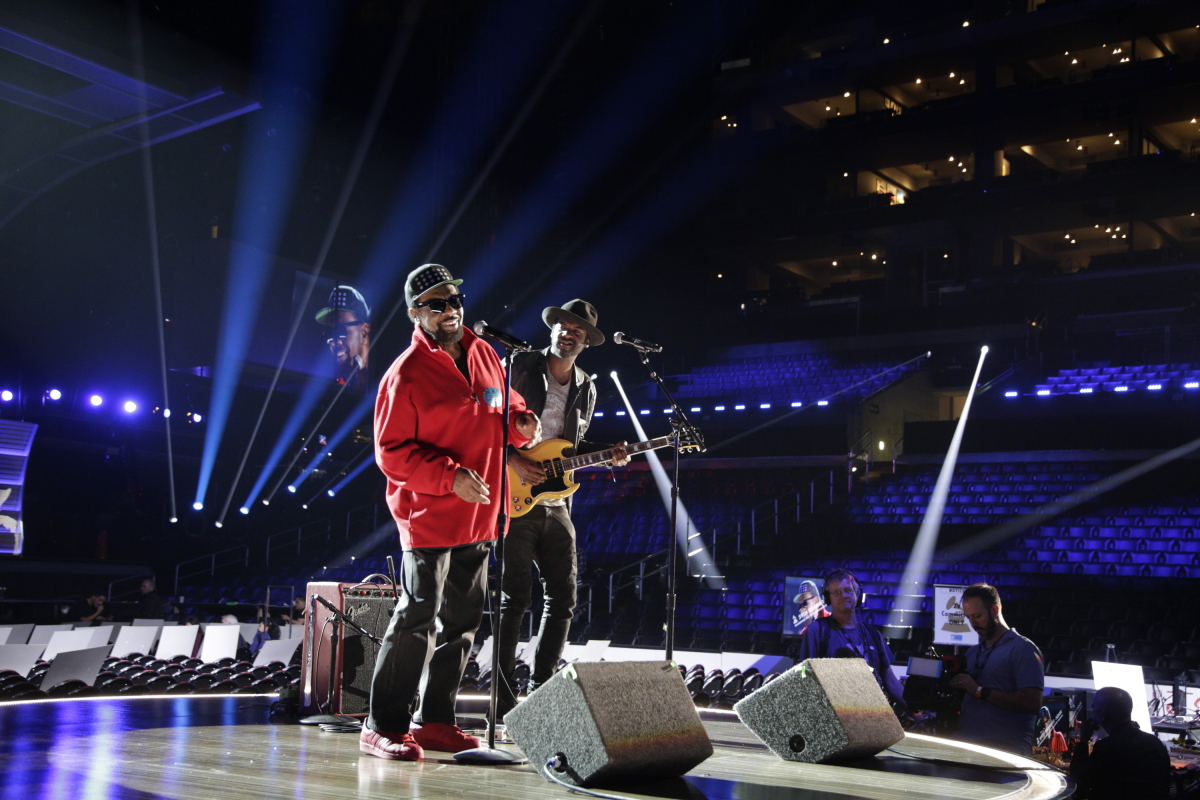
[301,581,397,715]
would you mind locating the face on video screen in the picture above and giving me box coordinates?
[317,286,371,390]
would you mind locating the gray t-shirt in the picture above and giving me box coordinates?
[955,628,1045,754]
[537,370,571,507]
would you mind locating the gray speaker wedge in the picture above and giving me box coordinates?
[734,658,904,763]
[505,661,713,787]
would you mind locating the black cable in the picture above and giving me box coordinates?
[541,760,641,800]
[314,616,335,715]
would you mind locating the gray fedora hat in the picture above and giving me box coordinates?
[542,299,604,346]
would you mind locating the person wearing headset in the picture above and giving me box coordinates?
[795,568,907,712]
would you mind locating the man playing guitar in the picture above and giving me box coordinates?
[497,299,629,720]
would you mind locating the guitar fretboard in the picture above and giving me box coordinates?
[544,436,674,477]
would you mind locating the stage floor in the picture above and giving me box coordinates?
[0,695,1074,799]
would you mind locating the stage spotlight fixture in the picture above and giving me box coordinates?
[1148,384,1163,391]
[817,400,829,406]
[192,502,203,511]
[163,408,171,418]
[123,401,138,413]
[262,500,270,506]
[662,408,671,414]
[691,407,701,413]
[639,410,650,415]
[0,391,11,402]
[734,405,745,410]
[980,345,988,354]
[287,486,297,493]
[878,441,885,451]
[1080,388,1093,394]
[616,411,626,416]
[791,402,802,407]
[759,403,770,410]
[1004,391,1018,398]
[239,507,249,515]
[193,413,202,423]
[714,405,726,411]
[327,490,335,497]
[1114,386,1129,393]
[1187,382,1200,389]
[48,389,62,400]
[594,411,604,417]
[169,517,178,523]
[1036,389,1050,396]
[214,521,223,528]
[301,504,308,509]
[89,395,104,407]
[609,371,617,379]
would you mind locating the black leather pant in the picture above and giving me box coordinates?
[496,505,577,716]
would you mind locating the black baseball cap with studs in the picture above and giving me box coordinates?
[405,264,463,308]
[315,285,370,326]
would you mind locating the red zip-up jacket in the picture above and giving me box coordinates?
[375,324,532,549]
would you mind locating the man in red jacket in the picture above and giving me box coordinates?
[360,264,540,762]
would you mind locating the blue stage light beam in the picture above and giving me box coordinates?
[706,353,931,454]
[291,394,375,492]
[888,347,989,628]
[127,3,177,523]
[240,353,331,511]
[192,0,345,513]
[610,372,723,590]
[357,0,581,309]
[306,442,374,505]
[942,433,1200,560]
[508,135,764,319]
[215,1,424,526]
[328,449,378,497]
[466,3,745,306]
[264,373,363,504]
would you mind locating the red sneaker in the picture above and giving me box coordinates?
[359,726,423,761]
[411,722,481,753]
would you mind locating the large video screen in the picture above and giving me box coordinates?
[782,575,827,638]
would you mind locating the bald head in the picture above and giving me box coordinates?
[1094,686,1134,731]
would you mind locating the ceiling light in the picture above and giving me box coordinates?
[949,72,956,78]
[844,92,851,97]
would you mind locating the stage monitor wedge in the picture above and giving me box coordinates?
[735,658,904,764]
[0,420,36,555]
[505,660,712,787]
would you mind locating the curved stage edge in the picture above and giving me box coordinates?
[0,695,1075,800]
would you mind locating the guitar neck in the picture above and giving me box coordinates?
[559,436,673,471]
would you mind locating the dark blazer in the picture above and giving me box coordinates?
[510,348,603,455]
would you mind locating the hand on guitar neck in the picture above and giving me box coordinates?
[506,440,629,486]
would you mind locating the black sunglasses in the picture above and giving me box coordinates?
[414,294,465,313]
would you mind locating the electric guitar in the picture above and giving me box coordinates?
[507,433,704,518]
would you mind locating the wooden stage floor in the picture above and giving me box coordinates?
[0,695,1074,799]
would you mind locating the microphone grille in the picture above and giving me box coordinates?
[472,320,487,335]
[613,331,626,345]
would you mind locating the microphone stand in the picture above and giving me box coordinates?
[633,349,704,663]
[455,341,527,766]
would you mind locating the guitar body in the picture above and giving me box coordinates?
[506,431,700,518]
[508,439,581,518]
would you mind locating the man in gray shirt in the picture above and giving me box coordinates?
[949,583,1045,754]
[496,300,627,720]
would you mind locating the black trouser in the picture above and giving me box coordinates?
[366,540,491,733]
[496,504,577,716]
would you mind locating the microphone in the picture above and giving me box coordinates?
[613,331,663,353]
[472,321,533,352]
